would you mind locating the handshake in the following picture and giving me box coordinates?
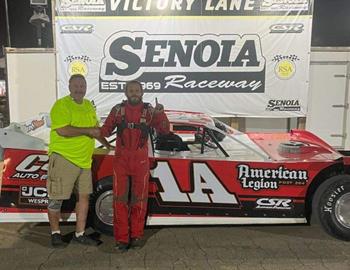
[85,127,115,150]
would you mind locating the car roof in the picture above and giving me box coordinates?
[165,110,215,127]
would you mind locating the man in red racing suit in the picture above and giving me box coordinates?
[100,81,170,252]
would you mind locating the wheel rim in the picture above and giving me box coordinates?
[95,190,114,226]
[335,193,350,229]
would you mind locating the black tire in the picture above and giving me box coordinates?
[90,177,114,235]
[312,174,350,241]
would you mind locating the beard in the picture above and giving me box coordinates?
[128,96,142,105]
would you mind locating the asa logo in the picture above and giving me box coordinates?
[272,54,300,80]
[65,55,91,77]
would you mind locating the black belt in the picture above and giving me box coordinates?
[127,123,142,129]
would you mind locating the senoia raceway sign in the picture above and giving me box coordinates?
[55,0,313,117]
[100,32,265,93]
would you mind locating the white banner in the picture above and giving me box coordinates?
[55,0,313,117]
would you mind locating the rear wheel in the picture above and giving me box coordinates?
[90,177,114,235]
[312,174,350,241]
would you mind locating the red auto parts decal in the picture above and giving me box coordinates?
[8,154,48,181]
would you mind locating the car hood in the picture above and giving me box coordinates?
[247,129,343,162]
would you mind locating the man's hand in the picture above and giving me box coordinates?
[154,98,164,113]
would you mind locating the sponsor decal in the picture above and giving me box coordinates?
[60,24,94,34]
[255,198,292,210]
[323,185,345,213]
[11,154,48,180]
[151,161,239,207]
[266,99,301,111]
[270,23,304,34]
[237,164,308,191]
[260,0,309,11]
[273,54,299,80]
[99,31,266,93]
[24,117,45,133]
[57,0,106,12]
[20,186,48,206]
[65,55,91,77]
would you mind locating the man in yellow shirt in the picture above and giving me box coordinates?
[47,74,110,248]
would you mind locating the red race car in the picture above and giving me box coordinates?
[1,111,350,240]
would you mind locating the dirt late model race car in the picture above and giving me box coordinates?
[1,111,350,241]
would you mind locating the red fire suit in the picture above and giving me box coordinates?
[100,101,170,243]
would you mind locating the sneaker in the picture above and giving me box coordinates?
[72,233,100,246]
[51,233,67,248]
[115,242,129,253]
[130,238,144,249]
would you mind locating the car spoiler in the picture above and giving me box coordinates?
[337,151,350,166]
[290,129,338,154]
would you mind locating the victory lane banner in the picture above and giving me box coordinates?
[55,0,313,117]
[56,0,311,16]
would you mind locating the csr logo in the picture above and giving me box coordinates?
[60,24,94,34]
[270,23,304,34]
[256,198,292,209]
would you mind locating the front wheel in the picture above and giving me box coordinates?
[90,177,114,235]
[312,174,350,241]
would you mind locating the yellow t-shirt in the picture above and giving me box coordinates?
[49,95,97,168]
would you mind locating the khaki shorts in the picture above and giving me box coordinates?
[47,153,93,200]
